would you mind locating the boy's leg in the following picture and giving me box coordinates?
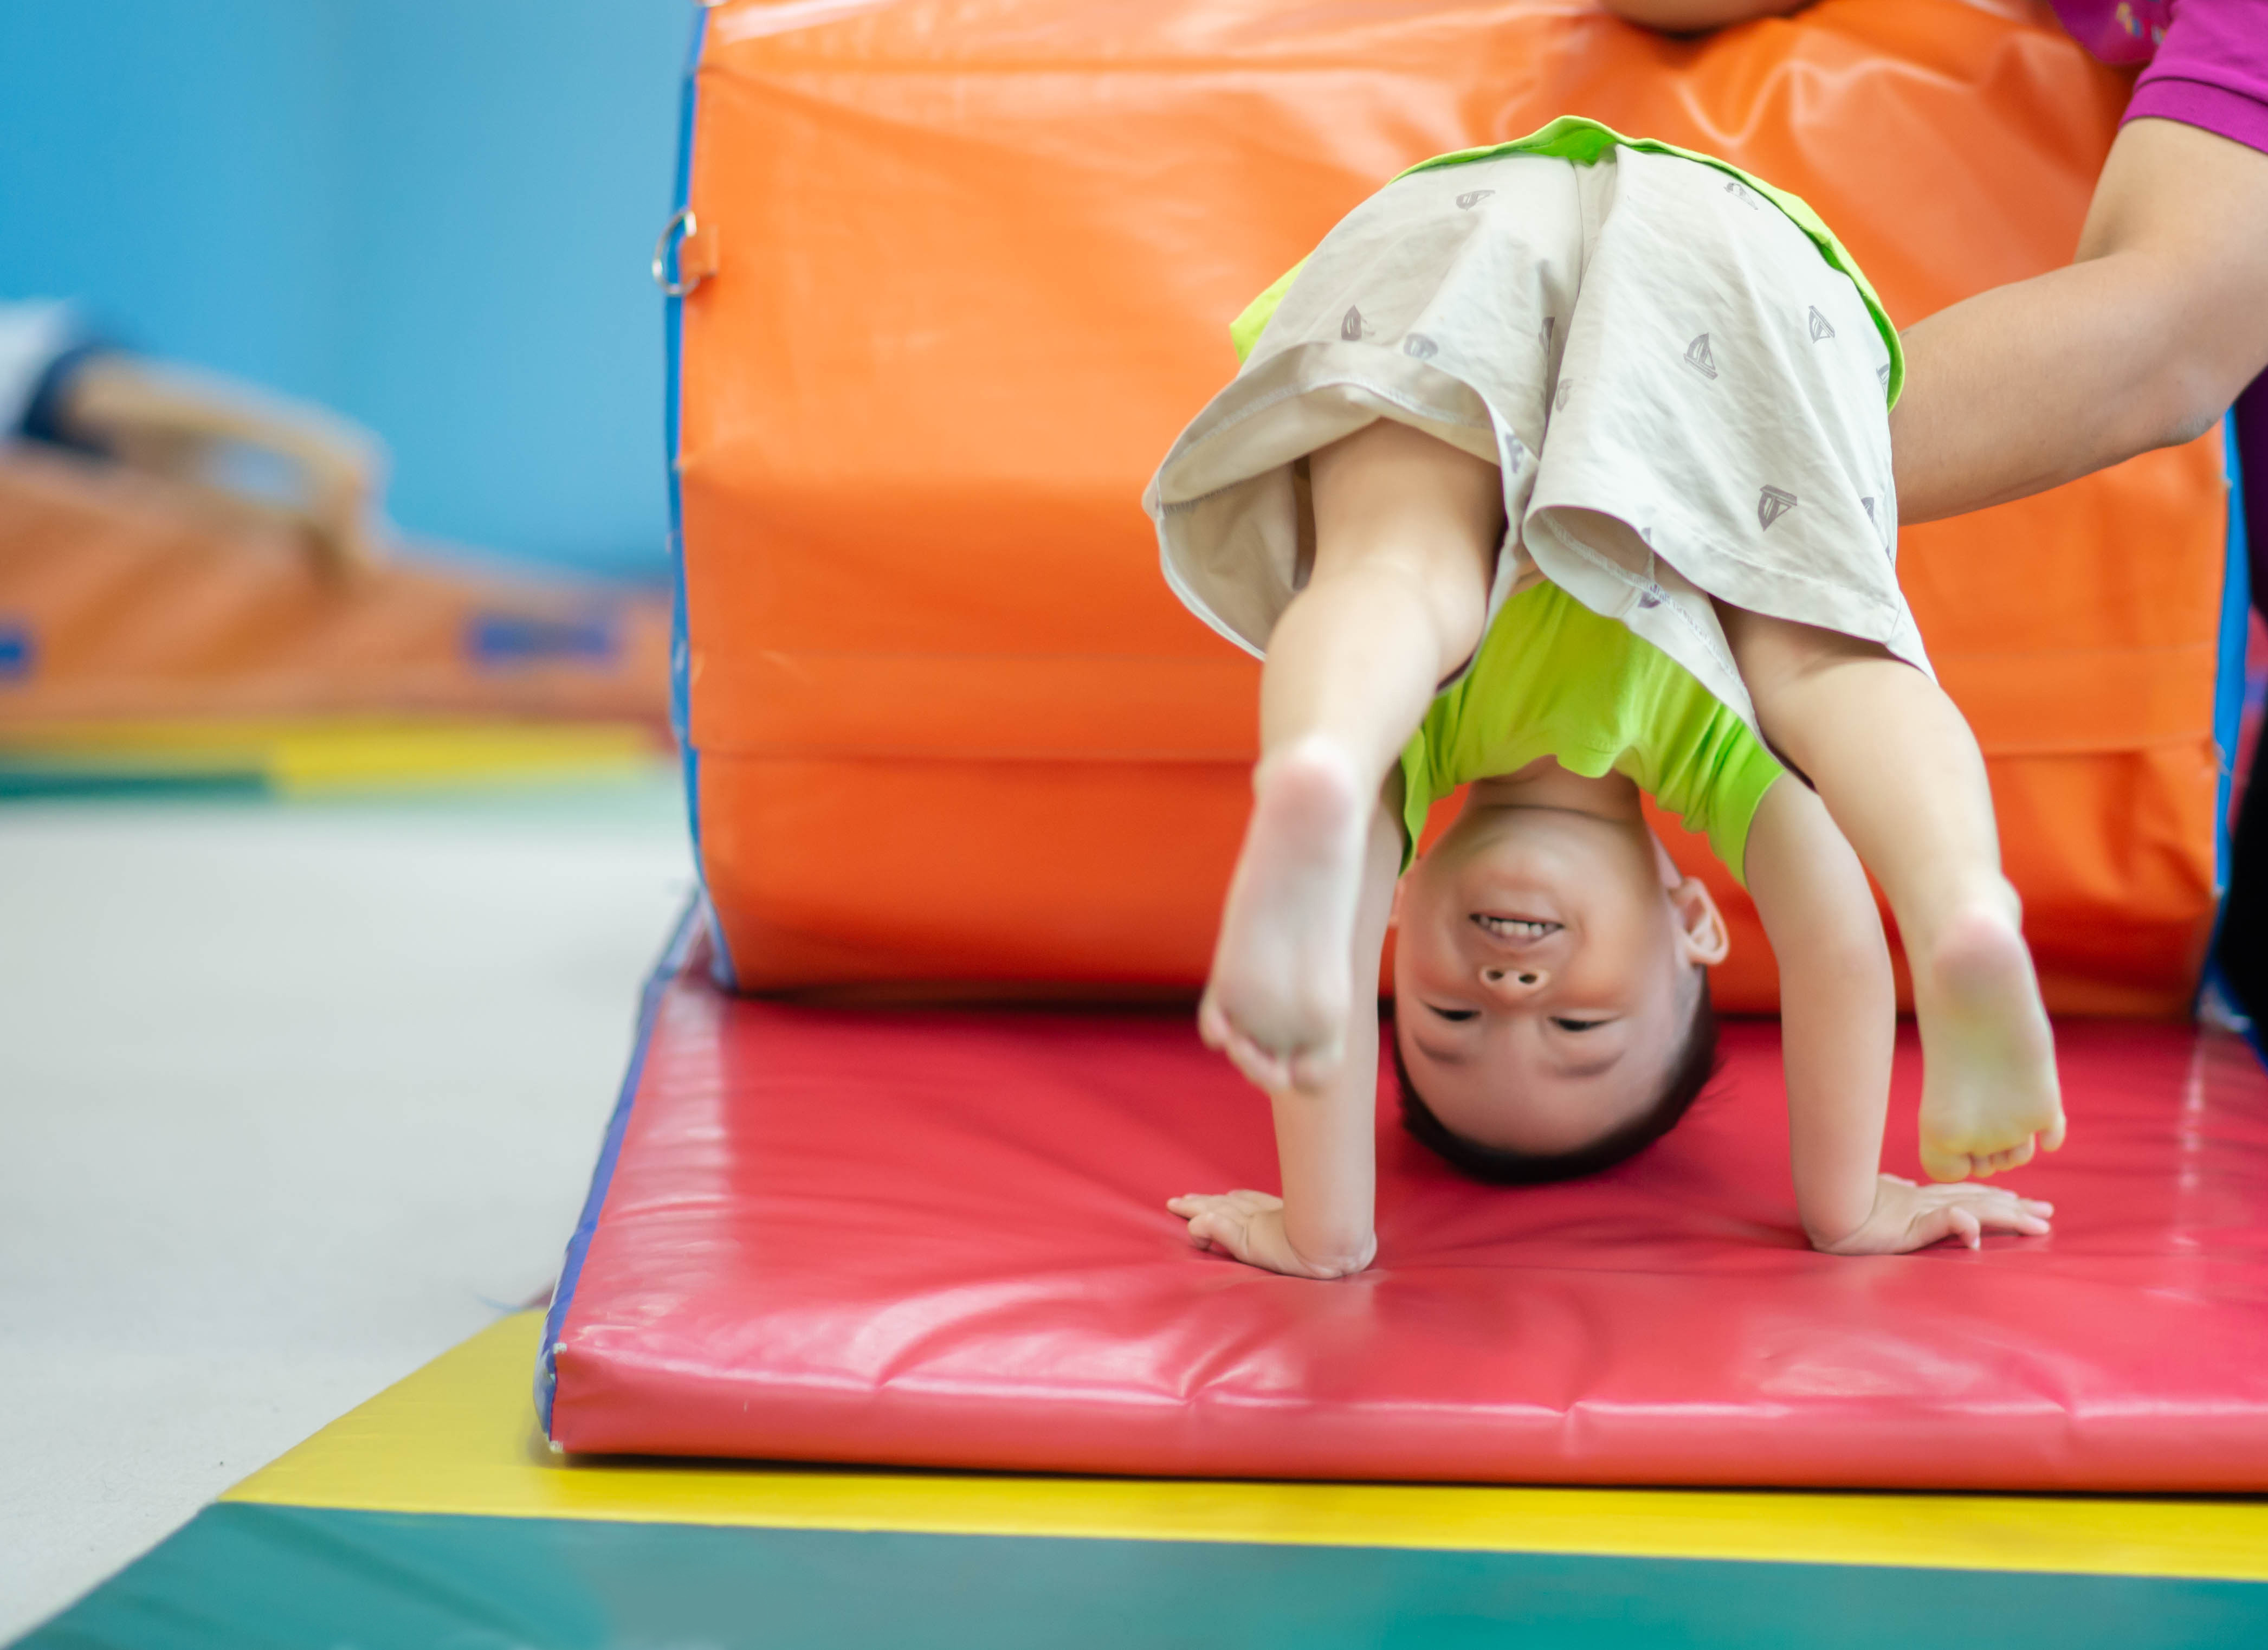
[1203,418,1501,1093]
[1718,607,2064,1180]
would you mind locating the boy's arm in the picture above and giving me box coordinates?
[1744,778,2053,1252]
[1167,798,1403,1278]
[1744,776,1896,1246]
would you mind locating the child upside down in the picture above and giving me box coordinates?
[1143,120,2062,1275]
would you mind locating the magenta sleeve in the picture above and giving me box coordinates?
[2125,0,2268,156]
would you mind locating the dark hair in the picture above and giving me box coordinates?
[1393,972,1718,1185]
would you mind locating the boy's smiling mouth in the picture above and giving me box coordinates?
[1470,912,1562,940]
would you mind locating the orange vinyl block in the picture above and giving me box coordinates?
[676,0,2228,1007]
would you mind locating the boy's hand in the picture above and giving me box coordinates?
[1811,1174,2052,1256]
[1166,1190,1374,1279]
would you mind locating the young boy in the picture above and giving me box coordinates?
[1142,121,2063,1276]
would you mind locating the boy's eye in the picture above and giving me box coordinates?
[1427,1005,1479,1022]
[1551,1017,1605,1033]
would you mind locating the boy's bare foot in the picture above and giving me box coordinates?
[1913,901,2064,1181]
[1199,738,1371,1093]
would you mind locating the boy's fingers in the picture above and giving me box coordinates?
[1904,1209,1948,1251]
[1974,1194,2047,1233]
[1187,1211,1240,1253]
[1912,1202,1981,1251]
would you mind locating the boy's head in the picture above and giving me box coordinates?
[1390,792,1727,1183]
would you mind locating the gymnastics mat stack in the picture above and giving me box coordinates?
[539,0,2261,1485]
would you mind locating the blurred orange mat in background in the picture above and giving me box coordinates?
[0,449,671,794]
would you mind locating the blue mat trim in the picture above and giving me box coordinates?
[2214,413,2253,892]
[534,898,703,1435]
[663,5,734,991]
[2201,414,2258,1047]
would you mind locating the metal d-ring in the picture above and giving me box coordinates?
[652,207,702,297]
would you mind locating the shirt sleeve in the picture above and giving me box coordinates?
[2125,0,2268,158]
[0,301,84,440]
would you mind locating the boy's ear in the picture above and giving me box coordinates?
[1667,875,1730,968]
[1387,875,1406,931]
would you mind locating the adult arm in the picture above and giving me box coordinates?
[1595,0,1807,33]
[1591,6,2268,521]
[55,355,386,578]
[1743,777,2052,1251]
[1893,118,2268,523]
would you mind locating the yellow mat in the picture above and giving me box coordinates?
[228,1311,2268,1582]
[0,716,660,794]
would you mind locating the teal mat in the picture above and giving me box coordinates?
[21,1503,2268,1649]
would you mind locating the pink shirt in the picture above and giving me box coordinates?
[2049,0,2268,680]
[2051,0,2268,155]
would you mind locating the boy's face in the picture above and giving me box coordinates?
[1391,799,1722,1153]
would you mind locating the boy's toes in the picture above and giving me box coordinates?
[1218,1026,1295,1092]
[1970,1140,2034,1177]
[1197,993,1232,1052]
[1919,1144,1975,1184]
[2043,1113,2069,1152]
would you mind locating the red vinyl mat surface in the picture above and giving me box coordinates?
[547,938,2268,1489]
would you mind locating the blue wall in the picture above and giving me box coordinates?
[0,2,690,581]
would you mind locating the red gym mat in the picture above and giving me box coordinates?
[542,920,2268,1490]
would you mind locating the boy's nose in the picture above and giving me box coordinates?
[1480,963,1545,995]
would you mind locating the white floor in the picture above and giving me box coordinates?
[0,776,694,1640]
